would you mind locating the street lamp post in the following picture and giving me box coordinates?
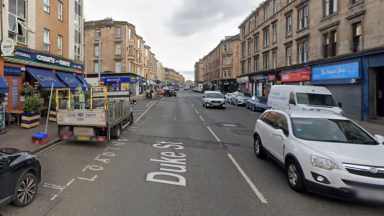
[98,37,101,86]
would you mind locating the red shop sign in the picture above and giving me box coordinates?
[281,70,311,83]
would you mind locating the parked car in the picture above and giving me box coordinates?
[246,96,271,112]
[268,85,344,115]
[202,91,226,109]
[231,92,252,106]
[0,148,41,207]
[164,89,177,97]
[224,93,235,103]
[253,109,384,201]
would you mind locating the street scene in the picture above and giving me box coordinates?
[0,0,384,216]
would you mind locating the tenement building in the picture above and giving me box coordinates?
[195,34,241,93]
[239,0,384,120]
[84,18,163,95]
[0,0,86,114]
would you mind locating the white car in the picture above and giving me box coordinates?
[231,92,252,106]
[202,91,226,109]
[253,109,384,201]
[224,93,235,103]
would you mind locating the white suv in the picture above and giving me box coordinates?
[253,109,384,201]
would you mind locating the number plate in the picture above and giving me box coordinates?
[74,127,94,136]
[77,136,90,141]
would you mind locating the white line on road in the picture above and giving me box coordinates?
[227,154,268,204]
[136,101,157,124]
[66,178,76,187]
[199,115,205,122]
[146,101,154,107]
[51,194,58,201]
[207,126,221,142]
[194,109,200,114]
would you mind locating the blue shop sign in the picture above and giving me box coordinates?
[312,62,360,81]
[101,77,130,83]
[4,66,21,76]
[14,48,83,71]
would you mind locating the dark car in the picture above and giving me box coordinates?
[0,148,41,207]
[164,89,177,97]
[246,96,271,112]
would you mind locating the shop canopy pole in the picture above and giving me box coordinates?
[45,82,54,134]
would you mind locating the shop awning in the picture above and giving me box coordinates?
[56,71,83,89]
[76,75,92,88]
[0,77,8,94]
[26,67,66,91]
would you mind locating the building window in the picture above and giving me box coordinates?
[263,52,269,70]
[44,29,50,51]
[241,42,246,58]
[254,57,259,72]
[8,0,28,44]
[352,22,362,52]
[115,27,122,38]
[57,35,63,55]
[128,28,132,39]
[263,28,269,47]
[223,43,231,52]
[241,62,246,74]
[298,4,309,31]
[137,40,141,49]
[272,51,277,69]
[255,14,259,27]
[95,30,101,41]
[95,45,100,57]
[323,31,337,58]
[115,62,122,73]
[298,39,309,64]
[248,39,253,55]
[324,0,338,17]
[264,4,269,21]
[44,0,50,13]
[95,62,100,73]
[58,1,63,20]
[286,14,292,36]
[273,0,280,14]
[288,0,293,4]
[254,35,259,51]
[115,44,122,55]
[223,56,232,65]
[286,46,292,66]
[351,0,362,4]
[272,23,278,44]
[248,59,252,73]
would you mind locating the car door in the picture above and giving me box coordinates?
[269,113,289,162]
[257,112,276,153]
[0,155,14,199]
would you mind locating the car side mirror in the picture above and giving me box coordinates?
[374,134,384,144]
[338,102,343,108]
[289,99,296,105]
[272,129,286,140]
[202,96,206,98]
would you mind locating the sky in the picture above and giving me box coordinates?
[84,0,262,81]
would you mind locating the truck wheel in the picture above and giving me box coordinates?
[111,125,121,139]
[129,113,134,126]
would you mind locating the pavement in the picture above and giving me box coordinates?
[0,91,383,216]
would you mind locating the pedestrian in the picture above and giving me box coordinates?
[77,85,86,109]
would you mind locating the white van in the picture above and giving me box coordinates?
[267,85,344,115]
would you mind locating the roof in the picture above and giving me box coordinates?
[268,110,348,120]
[85,19,135,29]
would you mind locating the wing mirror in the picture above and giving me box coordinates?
[272,129,286,140]
[338,102,343,108]
[0,157,10,165]
[374,135,384,144]
[289,99,296,105]
[202,96,206,98]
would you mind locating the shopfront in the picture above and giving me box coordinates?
[101,76,131,92]
[237,76,250,93]
[1,47,85,113]
[311,61,361,119]
[250,75,267,97]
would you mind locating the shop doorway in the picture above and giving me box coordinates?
[377,70,384,118]
[369,68,384,119]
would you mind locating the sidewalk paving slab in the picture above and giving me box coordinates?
[0,118,58,153]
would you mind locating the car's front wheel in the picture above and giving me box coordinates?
[13,172,38,207]
[286,159,306,192]
[254,135,267,159]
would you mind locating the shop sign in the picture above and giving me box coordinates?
[237,76,249,84]
[1,38,15,57]
[268,75,276,81]
[312,62,360,81]
[250,75,267,83]
[101,77,131,84]
[13,48,83,71]
[4,66,21,76]
[281,69,311,83]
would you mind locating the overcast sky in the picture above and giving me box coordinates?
[84,0,262,81]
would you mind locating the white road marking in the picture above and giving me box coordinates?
[146,101,154,107]
[174,117,177,121]
[136,101,157,123]
[227,154,268,204]
[50,194,58,201]
[207,126,221,142]
[66,178,76,187]
[199,115,205,122]
[223,124,237,127]
[194,109,200,114]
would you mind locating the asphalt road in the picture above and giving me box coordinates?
[1,91,383,216]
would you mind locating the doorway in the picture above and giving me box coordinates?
[377,71,384,117]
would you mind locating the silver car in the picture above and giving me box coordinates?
[231,93,252,106]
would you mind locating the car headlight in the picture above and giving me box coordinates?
[310,155,339,170]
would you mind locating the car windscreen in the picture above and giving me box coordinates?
[206,93,223,98]
[291,118,378,145]
[296,93,337,107]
